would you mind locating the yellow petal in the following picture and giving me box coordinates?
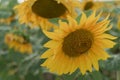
[40,49,53,58]
[91,46,110,60]
[79,54,87,75]
[69,58,78,74]
[101,39,116,48]
[86,10,96,24]
[43,30,61,40]
[59,20,71,33]
[96,33,117,40]
[67,15,78,31]
[44,40,62,48]
[93,21,110,35]
[79,12,87,27]
[84,54,92,72]
[88,52,99,71]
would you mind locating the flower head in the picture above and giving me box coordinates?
[5,33,32,54]
[79,0,103,11]
[40,11,116,75]
[14,0,79,29]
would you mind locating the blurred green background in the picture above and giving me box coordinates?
[0,0,120,80]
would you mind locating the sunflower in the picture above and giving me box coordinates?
[79,0,103,11]
[0,14,15,24]
[117,18,120,29]
[40,11,116,75]
[5,33,32,54]
[14,0,80,30]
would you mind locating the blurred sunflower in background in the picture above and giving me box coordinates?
[14,0,80,30]
[117,16,120,29]
[0,14,15,25]
[5,32,32,54]
[79,0,103,11]
[40,11,116,75]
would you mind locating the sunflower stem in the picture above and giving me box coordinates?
[117,71,120,80]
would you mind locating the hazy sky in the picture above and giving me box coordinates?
[18,0,24,3]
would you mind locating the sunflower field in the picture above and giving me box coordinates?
[0,0,120,80]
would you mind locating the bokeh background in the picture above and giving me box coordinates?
[0,0,120,80]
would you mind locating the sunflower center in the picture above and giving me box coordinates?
[32,0,67,18]
[62,29,94,57]
[84,1,94,10]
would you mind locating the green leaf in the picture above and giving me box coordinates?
[0,9,13,18]
[61,70,79,80]
[100,54,120,71]
[90,71,103,80]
